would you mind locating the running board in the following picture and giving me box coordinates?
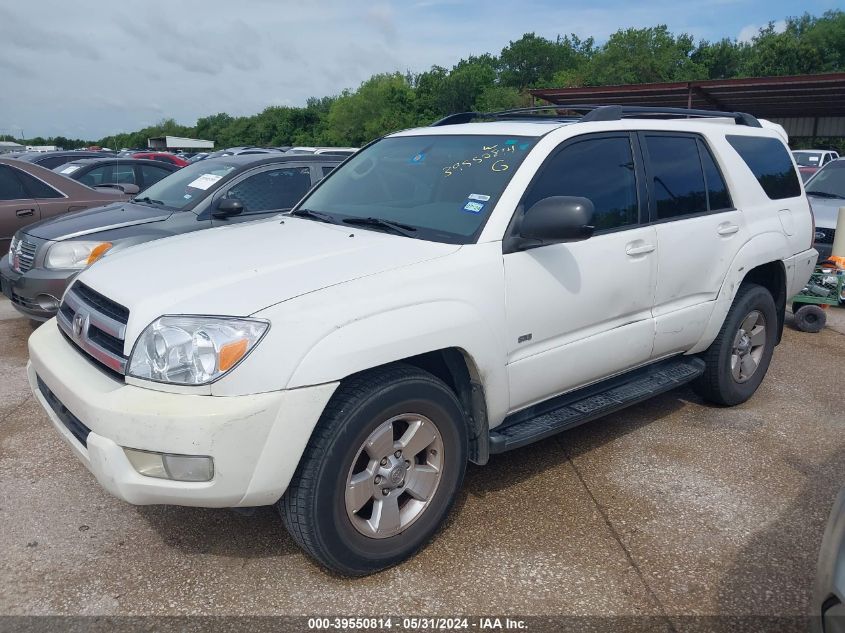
[489,356,705,454]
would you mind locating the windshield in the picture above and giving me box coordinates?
[806,161,845,198]
[133,161,237,210]
[793,151,823,167]
[295,134,537,243]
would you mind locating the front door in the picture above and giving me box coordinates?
[0,165,40,253]
[503,133,658,412]
[211,165,316,226]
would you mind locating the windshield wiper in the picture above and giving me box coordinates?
[133,196,164,206]
[289,208,338,224]
[342,217,418,237]
[806,191,845,199]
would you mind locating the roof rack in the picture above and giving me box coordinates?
[431,104,762,128]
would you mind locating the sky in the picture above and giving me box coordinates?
[0,0,838,140]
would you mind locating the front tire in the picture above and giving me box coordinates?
[693,283,777,406]
[279,364,467,576]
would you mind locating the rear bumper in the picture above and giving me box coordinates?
[28,321,338,507]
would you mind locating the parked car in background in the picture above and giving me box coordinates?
[805,159,845,260]
[813,486,845,633]
[14,150,113,170]
[131,152,190,167]
[287,146,358,156]
[187,153,210,163]
[0,157,132,255]
[794,150,840,182]
[54,158,179,192]
[1,153,340,321]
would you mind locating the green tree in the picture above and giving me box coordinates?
[325,73,419,146]
[585,25,706,85]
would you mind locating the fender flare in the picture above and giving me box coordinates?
[286,299,509,429]
[688,231,789,354]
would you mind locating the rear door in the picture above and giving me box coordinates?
[639,132,745,358]
[0,165,40,252]
[210,164,316,226]
[14,167,73,222]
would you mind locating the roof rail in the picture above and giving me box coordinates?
[431,104,762,128]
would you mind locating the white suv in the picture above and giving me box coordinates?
[27,106,818,575]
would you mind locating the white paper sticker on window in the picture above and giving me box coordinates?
[60,165,81,174]
[187,173,223,190]
[468,193,491,201]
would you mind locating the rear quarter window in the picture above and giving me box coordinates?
[726,135,801,200]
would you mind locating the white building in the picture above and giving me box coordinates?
[0,141,25,154]
[147,136,214,150]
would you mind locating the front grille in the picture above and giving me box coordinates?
[815,227,835,245]
[74,282,130,323]
[36,375,91,448]
[16,239,37,273]
[57,281,130,377]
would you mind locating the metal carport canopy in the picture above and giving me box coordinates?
[529,73,845,119]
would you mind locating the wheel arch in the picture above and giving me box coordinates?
[688,232,790,354]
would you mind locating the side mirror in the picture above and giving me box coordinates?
[516,196,595,248]
[95,183,140,195]
[213,197,244,218]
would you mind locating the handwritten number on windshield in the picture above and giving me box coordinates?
[443,144,515,176]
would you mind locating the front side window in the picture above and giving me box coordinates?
[728,135,801,200]
[224,167,312,213]
[644,135,707,220]
[523,135,639,231]
[0,166,27,201]
[297,134,538,243]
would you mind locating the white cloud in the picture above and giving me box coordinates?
[738,19,787,43]
[0,1,817,139]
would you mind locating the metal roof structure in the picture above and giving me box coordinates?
[147,135,214,150]
[529,73,845,137]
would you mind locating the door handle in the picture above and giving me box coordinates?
[15,208,35,217]
[717,223,739,236]
[626,243,655,256]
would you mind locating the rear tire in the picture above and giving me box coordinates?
[693,283,777,406]
[793,304,826,333]
[279,364,467,576]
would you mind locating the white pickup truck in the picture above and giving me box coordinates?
[27,106,817,575]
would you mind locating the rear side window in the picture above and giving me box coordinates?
[727,135,801,200]
[645,136,706,219]
[0,166,27,200]
[16,170,63,198]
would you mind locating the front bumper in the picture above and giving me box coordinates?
[0,258,71,321]
[28,321,338,507]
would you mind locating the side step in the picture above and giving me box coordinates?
[489,356,705,454]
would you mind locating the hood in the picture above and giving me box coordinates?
[808,195,845,228]
[76,216,460,339]
[23,201,172,241]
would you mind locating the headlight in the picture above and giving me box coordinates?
[45,240,113,270]
[8,235,17,266]
[128,316,269,385]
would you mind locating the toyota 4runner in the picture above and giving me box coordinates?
[27,106,818,575]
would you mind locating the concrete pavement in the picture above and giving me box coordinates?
[0,296,842,627]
